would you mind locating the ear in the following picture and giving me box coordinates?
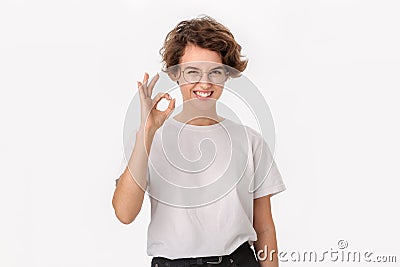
[168,71,179,82]
[227,66,242,79]
[166,65,181,82]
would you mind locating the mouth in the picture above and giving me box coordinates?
[192,90,214,99]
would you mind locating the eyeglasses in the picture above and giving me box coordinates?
[181,67,229,84]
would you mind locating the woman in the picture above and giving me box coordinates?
[112,15,286,267]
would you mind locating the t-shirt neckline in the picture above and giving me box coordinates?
[168,116,230,131]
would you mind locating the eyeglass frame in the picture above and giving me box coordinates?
[178,66,230,85]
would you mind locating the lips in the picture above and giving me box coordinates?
[193,90,214,98]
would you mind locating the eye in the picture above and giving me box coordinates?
[185,69,200,75]
[210,69,224,75]
[188,70,199,74]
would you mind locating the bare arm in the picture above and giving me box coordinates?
[111,72,176,224]
[112,128,155,224]
[253,195,280,267]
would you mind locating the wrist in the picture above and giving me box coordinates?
[137,126,157,137]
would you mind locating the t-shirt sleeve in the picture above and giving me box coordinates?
[252,135,286,199]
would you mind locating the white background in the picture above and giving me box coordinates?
[1,0,399,266]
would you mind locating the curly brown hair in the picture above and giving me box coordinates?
[159,15,248,77]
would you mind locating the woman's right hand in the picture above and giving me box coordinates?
[137,72,176,133]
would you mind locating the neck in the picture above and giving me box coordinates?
[174,104,223,126]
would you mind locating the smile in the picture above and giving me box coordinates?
[193,90,214,98]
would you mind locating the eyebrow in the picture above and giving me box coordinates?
[210,66,225,70]
[184,66,201,70]
[184,66,225,71]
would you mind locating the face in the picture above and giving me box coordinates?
[174,44,226,109]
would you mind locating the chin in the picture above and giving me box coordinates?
[182,97,217,111]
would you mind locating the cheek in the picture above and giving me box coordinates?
[215,84,224,91]
[180,84,195,97]
[213,85,224,96]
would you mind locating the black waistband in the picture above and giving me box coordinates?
[152,241,251,266]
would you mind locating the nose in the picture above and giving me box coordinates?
[199,81,212,90]
[198,72,212,84]
[198,73,212,89]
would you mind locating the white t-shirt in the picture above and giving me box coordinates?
[115,117,286,259]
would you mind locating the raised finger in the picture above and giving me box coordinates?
[137,81,146,101]
[142,72,149,97]
[147,73,159,97]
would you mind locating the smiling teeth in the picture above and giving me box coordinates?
[194,91,212,97]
